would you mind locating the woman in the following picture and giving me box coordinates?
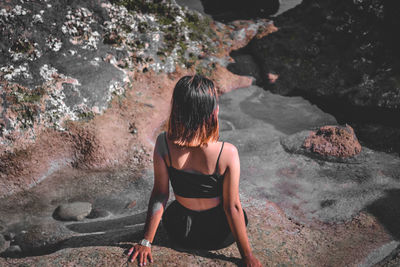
[128,75,261,266]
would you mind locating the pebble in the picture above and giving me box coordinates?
[55,202,92,221]
[6,245,21,254]
[0,234,8,253]
[4,232,15,241]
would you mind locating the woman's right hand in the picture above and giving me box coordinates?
[243,254,262,267]
[128,244,153,266]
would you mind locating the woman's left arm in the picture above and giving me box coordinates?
[128,134,170,265]
[222,143,262,267]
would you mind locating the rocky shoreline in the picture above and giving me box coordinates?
[1,0,400,266]
[226,0,400,155]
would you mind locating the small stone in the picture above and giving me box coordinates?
[86,208,109,219]
[6,245,21,254]
[55,202,92,221]
[0,234,8,253]
[4,232,15,241]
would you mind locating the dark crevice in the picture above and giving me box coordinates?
[200,0,280,22]
[227,46,400,156]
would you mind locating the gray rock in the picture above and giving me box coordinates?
[0,234,8,253]
[55,202,92,221]
[4,232,15,241]
[13,222,72,252]
[5,245,21,254]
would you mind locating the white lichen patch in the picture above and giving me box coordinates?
[0,63,32,81]
[62,7,99,50]
[39,64,62,82]
[45,35,62,51]
[8,39,42,62]
[0,5,29,27]
[42,89,78,130]
[101,1,214,74]
[106,81,125,104]
[32,13,43,24]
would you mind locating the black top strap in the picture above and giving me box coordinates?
[214,142,225,174]
[164,132,172,167]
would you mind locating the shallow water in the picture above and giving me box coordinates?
[175,0,303,17]
[274,0,303,16]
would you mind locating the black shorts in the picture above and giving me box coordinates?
[162,200,248,250]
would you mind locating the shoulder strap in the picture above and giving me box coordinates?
[214,142,225,174]
[164,132,172,167]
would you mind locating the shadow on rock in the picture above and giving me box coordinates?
[1,212,148,258]
[1,210,242,265]
[366,189,400,240]
[66,212,146,233]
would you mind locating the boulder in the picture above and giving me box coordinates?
[0,234,8,253]
[54,202,92,221]
[201,0,280,22]
[247,0,400,111]
[5,245,21,255]
[303,125,362,158]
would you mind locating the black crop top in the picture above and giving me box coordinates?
[163,132,225,198]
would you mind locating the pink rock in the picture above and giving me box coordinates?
[303,125,362,158]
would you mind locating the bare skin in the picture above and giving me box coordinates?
[128,133,262,267]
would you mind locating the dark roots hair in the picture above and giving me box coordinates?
[167,75,219,147]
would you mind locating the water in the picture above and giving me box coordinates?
[176,0,303,17]
[274,0,303,16]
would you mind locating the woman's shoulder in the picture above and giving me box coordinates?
[155,131,168,155]
[219,141,239,160]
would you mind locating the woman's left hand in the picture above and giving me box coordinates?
[127,244,153,266]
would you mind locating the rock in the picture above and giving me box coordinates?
[4,232,15,241]
[0,234,8,253]
[247,0,400,111]
[201,0,280,22]
[54,202,92,221]
[12,222,71,253]
[5,245,21,254]
[303,125,362,158]
[86,208,109,219]
[227,53,261,82]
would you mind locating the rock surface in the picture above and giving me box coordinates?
[1,0,400,266]
[0,85,399,266]
[0,0,276,198]
[247,0,400,111]
[54,202,92,221]
[0,234,7,254]
[227,0,400,154]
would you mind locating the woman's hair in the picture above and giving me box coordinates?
[167,75,219,147]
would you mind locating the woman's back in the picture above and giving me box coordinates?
[164,135,226,175]
[162,133,228,211]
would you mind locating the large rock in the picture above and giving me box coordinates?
[201,0,280,22]
[303,125,362,158]
[0,0,274,198]
[247,0,400,111]
[55,202,92,221]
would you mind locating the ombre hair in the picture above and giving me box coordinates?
[167,75,219,147]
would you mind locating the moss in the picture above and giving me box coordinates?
[12,104,39,130]
[77,111,95,121]
[11,38,34,54]
[12,86,45,104]
[103,31,124,45]
[113,0,218,69]
[138,21,149,33]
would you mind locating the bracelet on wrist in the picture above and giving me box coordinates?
[139,238,151,248]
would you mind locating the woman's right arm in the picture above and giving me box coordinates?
[128,133,170,266]
[222,143,262,267]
